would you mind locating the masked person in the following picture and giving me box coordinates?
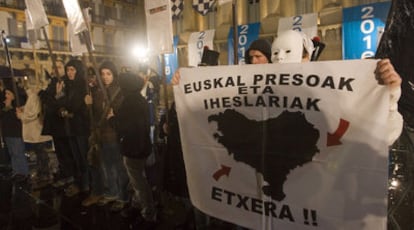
[271,29,403,145]
[271,30,315,63]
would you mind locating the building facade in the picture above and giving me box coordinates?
[0,0,145,73]
[0,0,391,73]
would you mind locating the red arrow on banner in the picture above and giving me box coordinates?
[213,165,231,181]
[327,118,350,147]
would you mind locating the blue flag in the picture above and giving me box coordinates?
[227,22,261,65]
[342,2,391,59]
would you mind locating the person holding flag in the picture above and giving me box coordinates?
[52,59,90,197]
[83,61,129,210]
[0,81,28,181]
[170,30,402,229]
[39,59,77,189]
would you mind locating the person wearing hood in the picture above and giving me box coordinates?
[53,59,90,197]
[39,59,78,189]
[244,38,272,64]
[83,61,129,210]
[171,39,271,85]
[0,82,28,180]
[107,72,156,223]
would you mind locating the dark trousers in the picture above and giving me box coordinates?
[53,136,76,179]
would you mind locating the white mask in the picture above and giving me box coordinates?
[271,30,314,63]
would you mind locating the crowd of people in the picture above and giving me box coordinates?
[0,29,404,229]
[0,57,171,227]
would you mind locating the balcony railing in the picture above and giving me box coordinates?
[0,1,136,59]
[0,0,25,10]
[44,3,67,17]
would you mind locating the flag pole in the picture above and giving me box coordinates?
[31,37,39,85]
[232,0,238,65]
[41,27,60,80]
[1,31,21,107]
[78,7,109,104]
[160,54,169,123]
[79,30,109,105]
[24,0,57,79]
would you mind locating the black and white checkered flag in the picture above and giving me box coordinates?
[171,0,184,20]
[193,0,215,16]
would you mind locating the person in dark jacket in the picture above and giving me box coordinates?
[83,61,129,210]
[244,38,272,64]
[39,59,77,188]
[159,102,188,198]
[58,59,91,197]
[107,72,155,222]
[0,82,28,180]
[41,59,90,197]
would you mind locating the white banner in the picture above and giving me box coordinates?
[62,0,88,35]
[145,0,174,55]
[188,29,215,67]
[25,9,39,45]
[67,7,94,55]
[24,0,49,29]
[68,22,87,56]
[174,60,389,229]
[278,13,318,38]
[25,9,34,30]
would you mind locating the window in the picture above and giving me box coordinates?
[52,25,65,50]
[104,30,114,53]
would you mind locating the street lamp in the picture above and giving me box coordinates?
[131,45,149,63]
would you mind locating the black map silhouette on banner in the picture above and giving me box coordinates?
[208,109,320,201]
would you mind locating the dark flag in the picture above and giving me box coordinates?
[192,0,215,16]
[376,0,414,125]
[171,0,184,20]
